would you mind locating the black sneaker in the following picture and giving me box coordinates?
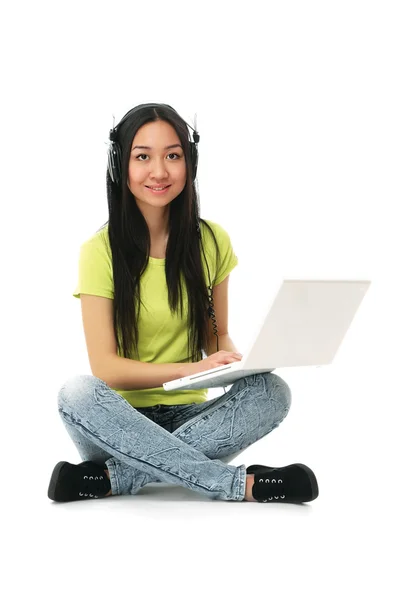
[48,461,111,502]
[246,463,319,503]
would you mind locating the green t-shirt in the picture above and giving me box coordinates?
[73,219,239,408]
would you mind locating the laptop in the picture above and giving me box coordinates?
[163,279,371,391]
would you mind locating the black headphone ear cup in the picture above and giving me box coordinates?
[114,144,122,184]
[108,142,122,185]
[190,142,198,180]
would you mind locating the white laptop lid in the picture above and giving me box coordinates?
[243,279,371,369]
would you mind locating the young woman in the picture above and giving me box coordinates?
[48,103,319,504]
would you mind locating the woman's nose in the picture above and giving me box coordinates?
[150,160,168,177]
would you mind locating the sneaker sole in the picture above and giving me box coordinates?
[47,461,69,501]
[248,463,319,501]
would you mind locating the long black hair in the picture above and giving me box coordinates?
[97,103,222,365]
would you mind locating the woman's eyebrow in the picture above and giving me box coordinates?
[132,144,183,151]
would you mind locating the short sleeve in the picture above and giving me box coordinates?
[73,236,114,299]
[210,222,239,286]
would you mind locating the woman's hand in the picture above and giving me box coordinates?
[178,351,243,378]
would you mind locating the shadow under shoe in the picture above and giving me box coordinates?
[246,463,319,504]
[48,461,111,502]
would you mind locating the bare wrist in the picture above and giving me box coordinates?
[178,363,195,377]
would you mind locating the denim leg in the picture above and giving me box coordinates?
[57,375,246,502]
[172,372,292,458]
[56,418,153,495]
[134,372,291,489]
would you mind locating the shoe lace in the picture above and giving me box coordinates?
[257,476,286,502]
[78,474,107,499]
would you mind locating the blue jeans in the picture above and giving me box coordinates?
[57,372,292,502]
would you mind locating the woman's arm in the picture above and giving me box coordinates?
[101,356,188,390]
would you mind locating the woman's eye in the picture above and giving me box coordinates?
[136,153,181,161]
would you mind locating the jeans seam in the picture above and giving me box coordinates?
[105,458,120,495]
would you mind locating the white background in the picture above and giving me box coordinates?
[2,1,399,598]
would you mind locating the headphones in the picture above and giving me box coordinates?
[107,103,225,387]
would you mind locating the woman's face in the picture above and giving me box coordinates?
[127,120,187,206]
